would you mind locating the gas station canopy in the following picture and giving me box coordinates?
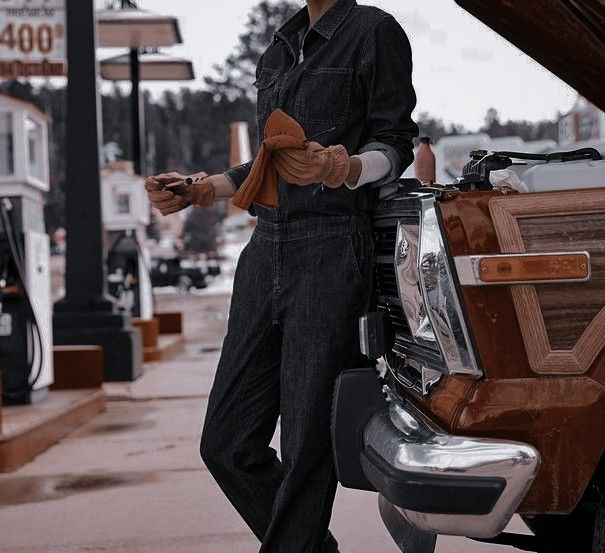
[96,9,182,48]
[95,6,192,175]
[100,52,194,81]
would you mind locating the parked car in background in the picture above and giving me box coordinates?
[331,2,605,552]
[206,256,221,277]
[150,257,207,291]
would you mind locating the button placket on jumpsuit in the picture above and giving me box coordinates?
[200,2,418,553]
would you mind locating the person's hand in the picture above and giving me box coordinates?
[144,171,214,215]
[272,142,350,188]
[144,172,189,215]
[163,171,215,207]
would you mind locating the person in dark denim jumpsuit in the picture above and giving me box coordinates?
[200,1,418,552]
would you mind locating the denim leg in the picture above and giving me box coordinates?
[200,237,282,539]
[258,230,373,553]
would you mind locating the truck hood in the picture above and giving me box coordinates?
[454,0,605,110]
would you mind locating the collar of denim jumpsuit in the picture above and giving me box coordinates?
[274,0,357,55]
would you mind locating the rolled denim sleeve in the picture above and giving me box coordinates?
[223,160,253,192]
[358,15,419,187]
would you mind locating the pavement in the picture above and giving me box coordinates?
[0,290,529,553]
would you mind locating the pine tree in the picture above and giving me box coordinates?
[205,0,300,101]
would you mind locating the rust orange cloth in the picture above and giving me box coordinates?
[232,109,307,210]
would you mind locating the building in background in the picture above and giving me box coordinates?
[559,96,605,145]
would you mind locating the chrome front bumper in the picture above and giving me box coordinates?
[361,390,540,539]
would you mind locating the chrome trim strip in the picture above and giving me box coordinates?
[364,390,540,539]
[417,198,481,377]
[359,315,370,357]
[384,353,424,395]
[421,367,442,395]
[384,350,443,397]
[454,251,592,286]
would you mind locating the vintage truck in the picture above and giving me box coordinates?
[331,1,605,552]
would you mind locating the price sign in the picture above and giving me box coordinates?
[0,0,66,77]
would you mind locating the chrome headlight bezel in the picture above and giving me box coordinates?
[395,195,481,378]
[394,217,436,348]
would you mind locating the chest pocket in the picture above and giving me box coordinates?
[293,67,353,126]
[253,68,280,122]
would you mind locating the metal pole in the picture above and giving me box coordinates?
[129,48,144,175]
[56,0,111,312]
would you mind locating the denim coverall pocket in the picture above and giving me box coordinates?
[293,67,352,126]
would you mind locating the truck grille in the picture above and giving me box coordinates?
[375,226,397,256]
[373,212,418,335]
[378,301,409,331]
[375,262,398,298]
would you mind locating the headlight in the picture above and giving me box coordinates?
[395,219,436,346]
[395,196,481,378]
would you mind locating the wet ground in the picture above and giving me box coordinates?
[0,291,528,553]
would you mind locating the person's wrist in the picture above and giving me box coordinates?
[190,177,216,207]
[213,173,238,199]
[320,145,351,188]
[345,156,362,186]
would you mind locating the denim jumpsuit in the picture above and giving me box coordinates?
[200,1,418,552]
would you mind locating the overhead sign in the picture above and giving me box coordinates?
[0,0,66,77]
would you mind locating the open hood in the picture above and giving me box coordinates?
[454,0,605,111]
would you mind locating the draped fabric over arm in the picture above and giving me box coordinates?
[231,109,307,210]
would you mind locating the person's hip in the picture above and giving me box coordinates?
[254,214,372,242]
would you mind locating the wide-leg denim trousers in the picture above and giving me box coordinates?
[200,214,373,553]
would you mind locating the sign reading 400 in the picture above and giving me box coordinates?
[0,0,66,61]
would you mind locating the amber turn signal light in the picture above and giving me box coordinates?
[479,253,590,283]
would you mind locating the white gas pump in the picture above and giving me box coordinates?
[0,93,53,404]
[101,160,153,320]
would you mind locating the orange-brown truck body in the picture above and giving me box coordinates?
[397,190,605,514]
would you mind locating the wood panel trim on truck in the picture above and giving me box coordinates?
[489,189,605,375]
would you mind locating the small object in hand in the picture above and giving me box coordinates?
[164,175,203,189]
[163,181,187,190]
[304,126,336,144]
[144,171,212,214]
[163,182,185,190]
[184,175,204,185]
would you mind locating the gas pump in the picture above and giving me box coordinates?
[101,160,153,319]
[0,94,53,404]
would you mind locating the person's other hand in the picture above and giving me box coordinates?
[144,172,189,216]
[272,142,350,188]
[144,171,213,215]
[163,172,215,207]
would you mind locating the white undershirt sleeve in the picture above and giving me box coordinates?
[344,150,392,189]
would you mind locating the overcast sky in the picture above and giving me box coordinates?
[113,0,579,131]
